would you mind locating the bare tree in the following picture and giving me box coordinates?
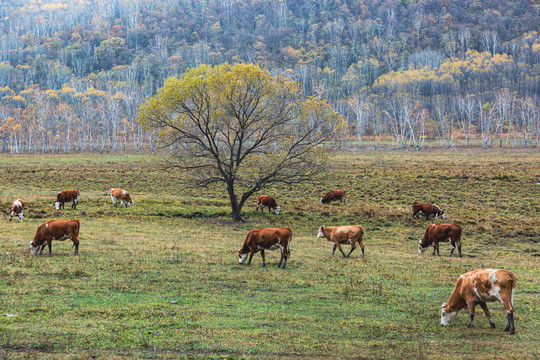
[138,64,343,221]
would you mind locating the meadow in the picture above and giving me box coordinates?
[0,149,539,359]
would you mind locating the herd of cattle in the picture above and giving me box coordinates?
[7,189,516,334]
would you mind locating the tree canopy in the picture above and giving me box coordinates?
[138,63,344,220]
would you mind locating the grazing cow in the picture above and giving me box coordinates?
[418,223,462,257]
[55,190,80,210]
[238,227,292,268]
[412,201,445,220]
[320,189,346,205]
[29,219,80,256]
[10,199,25,222]
[441,269,517,334]
[108,188,134,207]
[255,195,280,214]
[317,225,365,258]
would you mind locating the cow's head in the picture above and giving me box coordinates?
[440,211,445,220]
[418,239,428,254]
[17,213,23,222]
[317,226,326,239]
[29,242,39,256]
[128,201,134,207]
[238,249,248,264]
[54,202,61,210]
[273,206,280,215]
[440,303,458,326]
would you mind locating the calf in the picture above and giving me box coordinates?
[320,189,346,205]
[30,219,80,256]
[55,190,80,210]
[238,227,292,268]
[441,269,517,334]
[255,195,280,214]
[108,188,134,207]
[317,225,365,258]
[10,199,25,222]
[412,201,445,220]
[418,223,462,257]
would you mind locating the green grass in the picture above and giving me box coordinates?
[0,149,539,359]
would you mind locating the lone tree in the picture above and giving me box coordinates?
[138,63,343,221]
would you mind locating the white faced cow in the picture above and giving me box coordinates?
[108,188,134,207]
[317,225,365,258]
[441,269,517,334]
[255,195,281,214]
[55,190,80,210]
[418,223,462,257]
[30,219,80,256]
[10,199,25,222]
[238,227,292,268]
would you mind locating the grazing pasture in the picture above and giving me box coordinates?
[0,149,539,359]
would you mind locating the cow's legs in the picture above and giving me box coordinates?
[450,242,456,257]
[346,242,357,257]
[457,242,462,257]
[47,241,52,256]
[247,249,256,265]
[39,244,46,255]
[280,255,287,268]
[467,302,476,328]
[505,312,515,334]
[479,302,495,328]
[336,242,347,258]
[331,244,337,256]
[260,250,266,267]
[502,299,515,334]
[432,242,440,256]
[73,242,79,256]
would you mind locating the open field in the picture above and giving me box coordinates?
[0,149,539,359]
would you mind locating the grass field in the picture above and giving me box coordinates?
[0,149,539,359]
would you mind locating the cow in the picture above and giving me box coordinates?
[441,269,517,334]
[29,219,80,256]
[412,201,445,220]
[10,199,25,222]
[238,227,292,268]
[320,189,346,205]
[108,188,134,207]
[55,190,80,210]
[418,223,462,257]
[317,225,365,258]
[255,195,280,214]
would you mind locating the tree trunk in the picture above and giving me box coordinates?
[227,182,243,221]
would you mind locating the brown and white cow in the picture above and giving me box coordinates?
[441,269,517,334]
[255,195,280,214]
[29,219,80,256]
[55,190,80,210]
[10,199,25,222]
[320,189,346,205]
[108,188,134,207]
[412,201,445,220]
[238,227,292,268]
[317,225,365,258]
[418,223,462,257]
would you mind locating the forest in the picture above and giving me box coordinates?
[0,0,539,152]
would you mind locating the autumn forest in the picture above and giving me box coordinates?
[0,0,539,152]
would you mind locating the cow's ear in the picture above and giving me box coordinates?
[441,303,447,308]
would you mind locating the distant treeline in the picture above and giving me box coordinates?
[0,0,538,152]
